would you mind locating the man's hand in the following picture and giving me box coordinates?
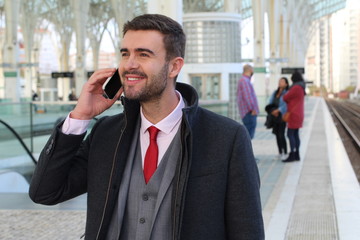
[71,68,123,120]
[251,110,257,116]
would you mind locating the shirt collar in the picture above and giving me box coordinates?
[243,75,251,81]
[140,90,185,135]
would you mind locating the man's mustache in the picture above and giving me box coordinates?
[122,71,147,78]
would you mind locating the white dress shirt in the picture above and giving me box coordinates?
[61,91,185,168]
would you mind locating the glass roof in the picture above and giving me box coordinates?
[309,0,346,19]
[241,0,252,20]
[0,0,346,21]
[241,0,346,20]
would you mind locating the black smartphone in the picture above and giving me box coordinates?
[102,69,122,99]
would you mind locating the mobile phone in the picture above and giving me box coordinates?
[102,69,122,99]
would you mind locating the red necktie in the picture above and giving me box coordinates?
[144,126,160,184]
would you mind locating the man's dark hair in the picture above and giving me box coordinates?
[291,71,304,83]
[123,14,186,61]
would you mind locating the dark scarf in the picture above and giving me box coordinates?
[290,81,306,95]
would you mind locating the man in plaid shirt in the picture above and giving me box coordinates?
[237,64,259,139]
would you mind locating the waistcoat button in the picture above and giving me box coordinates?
[139,218,146,224]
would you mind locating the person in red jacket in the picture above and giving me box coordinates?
[282,71,306,162]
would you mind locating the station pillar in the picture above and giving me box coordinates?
[267,0,283,93]
[71,0,89,98]
[2,0,20,102]
[252,0,267,108]
[147,0,183,23]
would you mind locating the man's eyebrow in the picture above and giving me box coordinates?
[136,48,155,55]
[120,48,155,55]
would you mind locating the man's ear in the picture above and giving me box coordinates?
[168,57,184,79]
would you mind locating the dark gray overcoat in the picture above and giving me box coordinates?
[29,83,264,240]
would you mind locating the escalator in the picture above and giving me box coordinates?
[0,101,122,190]
[0,119,37,186]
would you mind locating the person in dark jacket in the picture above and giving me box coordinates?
[29,14,264,239]
[266,77,289,160]
[282,72,306,162]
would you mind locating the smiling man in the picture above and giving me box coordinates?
[29,14,264,240]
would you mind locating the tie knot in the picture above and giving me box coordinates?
[148,126,160,141]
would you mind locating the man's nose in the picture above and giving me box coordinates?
[124,56,139,70]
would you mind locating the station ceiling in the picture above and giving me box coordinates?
[0,0,347,21]
[241,0,346,20]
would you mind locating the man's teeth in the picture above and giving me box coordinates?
[128,77,140,81]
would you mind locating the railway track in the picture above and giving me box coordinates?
[326,99,360,183]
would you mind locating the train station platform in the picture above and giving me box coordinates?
[257,97,360,239]
[1,97,360,239]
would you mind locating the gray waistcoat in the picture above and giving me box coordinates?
[106,125,181,240]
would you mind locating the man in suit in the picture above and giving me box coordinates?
[29,14,264,239]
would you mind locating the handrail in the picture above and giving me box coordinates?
[0,119,37,165]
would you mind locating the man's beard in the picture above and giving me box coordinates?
[122,62,169,102]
